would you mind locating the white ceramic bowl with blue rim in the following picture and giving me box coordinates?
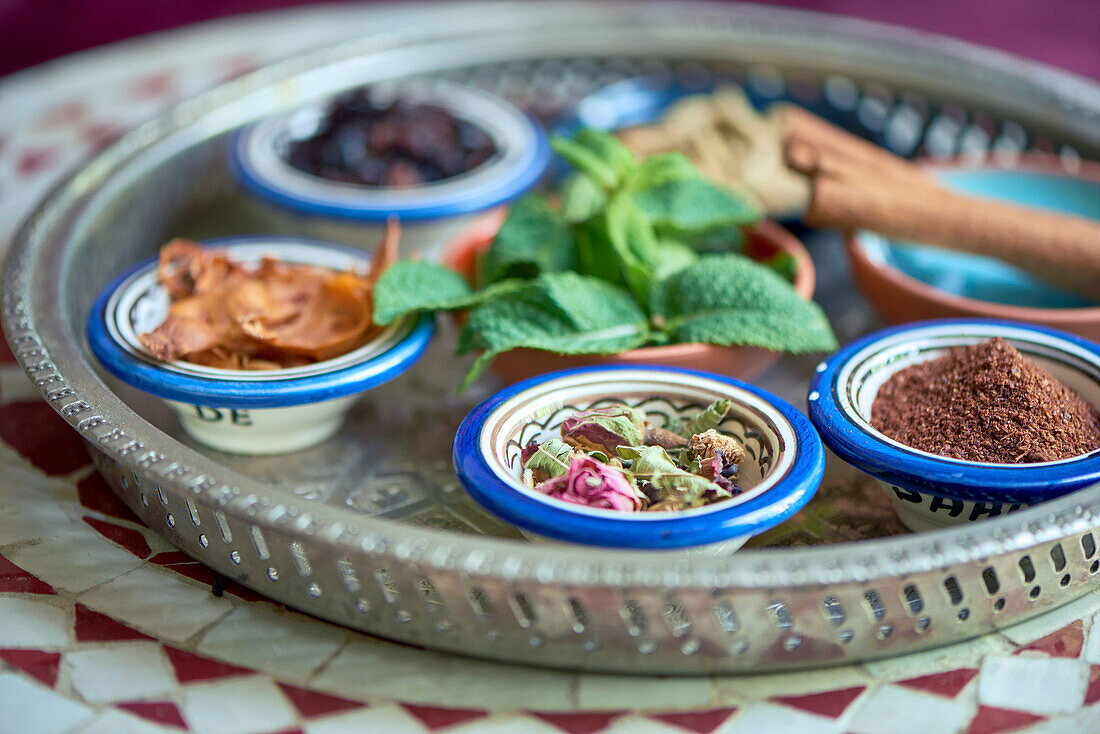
[231,78,551,259]
[809,319,1100,532]
[453,365,824,553]
[87,236,433,454]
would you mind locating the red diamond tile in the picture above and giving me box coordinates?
[0,555,55,594]
[278,683,365,718]
[40,101,87,127]
[82,516,151,559]
[650,707,738,733]
[0,649,61,687]
[16,148,56,176]
[530,711,626,734]
[402,704,490,731]
[1015,620,1084,658]
[82,122,124,150]
[0,401,91,475]
[164,646,252,683]
[131,71,176,99]
[772,686,865,719]
[75,604,152,642]
[117,701,187,729]
[966,706,1046,734]
[1085,665,1100,705]
[77,472,141,524]
[896,668,979,698]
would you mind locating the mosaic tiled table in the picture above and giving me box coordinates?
[4,5,1100,733]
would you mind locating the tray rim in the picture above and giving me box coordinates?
[5,0,1100,595]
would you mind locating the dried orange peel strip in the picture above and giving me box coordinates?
[139,220,399,370]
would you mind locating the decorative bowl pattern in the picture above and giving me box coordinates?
[87,236,434,454]
[231,78,551,259]
[453,365,824,552]
[809,319,1100,531]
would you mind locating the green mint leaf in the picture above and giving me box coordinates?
[685,398,732,436]
[575,218,625,286]
[651,238,699,281]
[760,251,798,282]
[551,136,619,189]
[573,129,637,179]
[481,193,576,285]
[456,272,649,390]
[604,195,659,310]
[372,260,471,325]
[560,172,608,223]
[623,151,698,192]
[632,178,761,234]
[651,254,837,353]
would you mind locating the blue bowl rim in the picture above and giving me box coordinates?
[86,235,434,409]
[230,84,552,221]
[452,364,825,549]
[809,318,1100,504]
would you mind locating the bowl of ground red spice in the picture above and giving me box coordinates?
[809,319,1100,531]
[232,78,551,259]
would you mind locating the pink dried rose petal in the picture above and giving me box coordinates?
[534,456,642,512]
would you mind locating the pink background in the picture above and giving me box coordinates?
[1,0,1098,81]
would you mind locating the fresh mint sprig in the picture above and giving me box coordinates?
[371,129,837,388]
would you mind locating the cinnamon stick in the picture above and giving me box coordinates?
[805,175,1100,300]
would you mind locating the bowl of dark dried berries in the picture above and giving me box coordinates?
[232,78,551,258]
[809,319,1100,531]
[453,365,824,552]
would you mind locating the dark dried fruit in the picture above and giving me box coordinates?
[282,87,498,187]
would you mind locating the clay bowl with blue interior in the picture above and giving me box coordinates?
[453,365,825,554]
[232,78,551,259]
[809,319,1100,532]
[87,236,433,455]
[847,155,1100,341]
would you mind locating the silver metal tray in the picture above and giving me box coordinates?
[6,0,1100,675]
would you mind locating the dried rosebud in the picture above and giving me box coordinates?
[534,456,643,512]
[644,425,689,450]
[687,429,745,480]
[560,405,646,455]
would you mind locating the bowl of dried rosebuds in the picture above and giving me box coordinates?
[809,319,1100,531]
[452,365,824,552]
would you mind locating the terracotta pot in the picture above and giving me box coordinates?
[442,211,817,385]
[846,154,1100,341]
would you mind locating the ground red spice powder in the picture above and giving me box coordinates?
[870,338,1100,463]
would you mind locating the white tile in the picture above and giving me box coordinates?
[847,685,972,734]
[0,462,77,544]
[576,674,712,710]
[67,642,175,704]
[978,654,1087,714]
[304,704,425,734]
[0,597,70,647]
[197,606,346,682]
[724,703,842,734]
[1084,610,1100,664]
[602,716,686,733]
[69,708,175,734]
[5,530,144,593]
[0,671,92,734]
[180,675,297,734]
[312,637,575,709]
[78,566,232,642]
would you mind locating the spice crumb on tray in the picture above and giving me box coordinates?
[871,337,1100,463]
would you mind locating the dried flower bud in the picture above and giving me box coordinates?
[561,405,646,455]
[687,429,745,480]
